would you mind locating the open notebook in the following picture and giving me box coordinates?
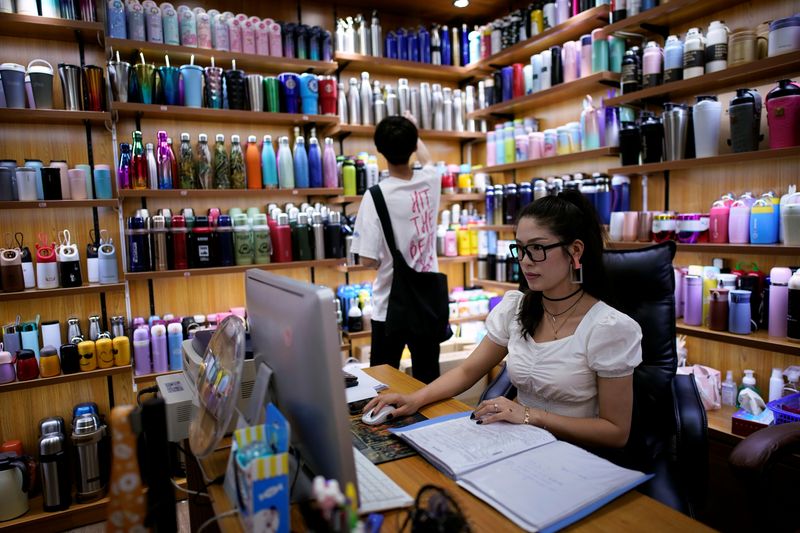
[391,412,651,533]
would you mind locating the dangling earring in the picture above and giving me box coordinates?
[570,260,583,284]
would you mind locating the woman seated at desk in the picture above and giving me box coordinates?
[365,190,643,449]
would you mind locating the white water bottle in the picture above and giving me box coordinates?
[705,21,729,73]
[693,95,722,158]
[769,367,785,402]
[683,28,706,79]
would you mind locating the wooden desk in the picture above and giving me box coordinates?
[198,366,711,532]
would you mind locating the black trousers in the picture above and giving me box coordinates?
[370,320,441,384]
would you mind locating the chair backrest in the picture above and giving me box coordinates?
[603,241,678,461]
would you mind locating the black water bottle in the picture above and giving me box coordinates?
[621,47,641,94]
[215,215,235,267]
[325,211,344,258]
[550,45,563,86]
[619,121,642,166]
[640,113,664,163]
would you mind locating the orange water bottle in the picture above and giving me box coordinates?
[246,135,262,189]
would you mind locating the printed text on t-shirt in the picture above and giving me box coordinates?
[409,187,435,271]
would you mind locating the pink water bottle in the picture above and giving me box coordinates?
[769,267,792,337]
[150,324,168,373]
[563,40,578,82]
[256,20,270,55]
[242,18,256,54]
[684,275,703,326]
[268,20,283,57]
[228,17,243,53]
[486,131,496,167]
[766,79,800,149]
[709,200,730,243]
[196,12,212,49]
[728,199,751,243]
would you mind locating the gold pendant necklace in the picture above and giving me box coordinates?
[543,293,584,339]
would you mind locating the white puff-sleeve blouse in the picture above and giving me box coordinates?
[485,290,643,419]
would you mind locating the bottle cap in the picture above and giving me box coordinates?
[216,134,225,142]
[232,135,240,143]
[277,213,289,225]
[199,133,208,142]
[772,368,783,379]
[298,213,309,225]
[324,137,333,145]
[248,135,257,143]
[263,134,272,143]
[329,211,341,224]
[181,132,190,141]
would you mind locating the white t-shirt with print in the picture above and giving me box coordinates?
[351,164,441,322]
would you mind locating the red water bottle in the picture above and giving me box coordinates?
[319,76,337,115]
[512,63,524,99]
[171,215,188,269]
[272,213,293,263]
[16,349,39,381]
[207,207,221,227]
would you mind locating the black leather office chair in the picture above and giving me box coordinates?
[480,241,708,518]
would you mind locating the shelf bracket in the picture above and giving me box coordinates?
[663,170,670,211]
[640,23,669,40]
[310,266,316,284]
[148,279,156,317]
[336,60,351,78]
[135,112,142,132]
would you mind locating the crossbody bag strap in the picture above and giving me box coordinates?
[368,184,401,258]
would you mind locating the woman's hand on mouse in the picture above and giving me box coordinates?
[363,392,422,419]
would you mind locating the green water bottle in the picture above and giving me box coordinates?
[343,159,356,196]
[294,212,313,261]
[233,214,254,265]
[252,213,271,264]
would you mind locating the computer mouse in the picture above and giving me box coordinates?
[362,404,396,426]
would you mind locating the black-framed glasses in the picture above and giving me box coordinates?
[508,241,566,262]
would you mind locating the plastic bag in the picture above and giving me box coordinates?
[677,364,721,410]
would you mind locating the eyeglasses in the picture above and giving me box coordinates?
[508,241,566,262]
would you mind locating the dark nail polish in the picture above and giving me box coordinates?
[476,420,483,425]
[386,414,394,421]
[469,413,475,420]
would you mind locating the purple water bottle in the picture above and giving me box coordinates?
[118,143,131,190]
[684,275,703,326]
[283,23,296,58]
[133,326,151,375]
[308,137,323,188]
[321,30,333,61]
[385,31,398,59]
[150,324,168,373]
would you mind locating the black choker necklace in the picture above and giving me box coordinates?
[542,287,583,302]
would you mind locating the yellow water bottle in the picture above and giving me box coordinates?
[96,337,114,369]
[113,336,131,367]
[78,340,97,372]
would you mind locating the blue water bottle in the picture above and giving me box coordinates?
[485,187,495,224]
[308,137,322,188]
[594,173,612,225]
[216,215,235,266]
[261,135,278,189]
[519,182,533,209]
[167,322,183,370]
[385,31,398,59]
[293,137,309,188]
[408,29,420,62]
[418,26,431,63]
[461,24,470,66]
[441,25,451,65]
[299,73,319,115]
[397,29,408,60]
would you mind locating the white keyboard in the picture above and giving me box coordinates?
[353,447,414,514]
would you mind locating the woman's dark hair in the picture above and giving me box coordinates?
[374,116,418,165]
[516,190,608,339]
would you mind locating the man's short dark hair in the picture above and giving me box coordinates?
[374,116,418,165]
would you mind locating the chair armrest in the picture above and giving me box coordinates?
[479,362,517,403]
[729,422,800,478]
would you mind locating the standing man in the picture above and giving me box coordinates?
[351,114,444,384]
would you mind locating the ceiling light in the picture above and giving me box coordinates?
[453,0,469,7]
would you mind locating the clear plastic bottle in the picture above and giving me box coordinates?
[194,133,212,189]
[213,134,230,189]
[769,367,785,402]
[721,370,737,406]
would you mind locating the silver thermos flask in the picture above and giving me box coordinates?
[442,88,453,130]
[39,418,71,512]
[111,315,126,338]
[398,78,409,116]
[360,72,373,125]
[312,213,325,260]
[67,317,82,343]
[151,214,168,271]
[373,81,386,123]
[410,88,421,127]
[355,14,370,55]
[465,85,476,132]
[87,315,101,341]
[71,413,108,501]
[338,81,348,124]
[432,84,444,130]
[420,82,432,130]
[370,11,382,57]
[453,89,464,132]
[348,77,361,125]
[385,84,398,116]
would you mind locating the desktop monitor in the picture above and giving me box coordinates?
[245,270,357,495]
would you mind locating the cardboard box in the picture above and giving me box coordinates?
[731,408,774,437]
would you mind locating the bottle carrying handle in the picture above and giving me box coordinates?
[14,232,24,249]
[27,59,53,75]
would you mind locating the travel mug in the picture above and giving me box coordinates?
[224,69,246,110]
[618,121,641,165]
[609,211,625,241]
[278,73,299,113]
[132,63,155,105]
[27,59,54,109]
[708,289,729,331]
[693,95,722,158]
[663,103,688,161]
[640,114,664,163]
[766,79,800,149]
[179,64,202,108]
[622,211,639,242]
[264,77,280,112]
[299,73,318,115]
[83,65,104,111]
[0,168,14,200]
[0,63,25,108]
[15,167,37,201]
[319,76,336,115]
[157,65,179,106]
[729,88,762,153]
[68,168,88,200]
[93,164,112,199]
[244,73,263,112]
[729,290,753,334]
[203,66,223,109]
[107,60,131,103]
[684,275,703,326]
[41,167,62,200]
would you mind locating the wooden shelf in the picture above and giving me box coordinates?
[606,51,800,107]
[107,38,337,75]
[469,71,620,119]
[344,329,371,341]
[0,108,111,126]
[119,188,343,199]
[112,102,338,126]
[600,0,750,37]
[124,258,345,281]
[336,255,477,273]
[706,404,738,440]
[0,366,131,394]
[476,225,514,232]
[482,146,620,174]
[0,282,126,302]
[0,199,118,209]
[0,13,104,44]
[0,494,109,532]
[329,192,485,205]
[608,146,800,175]
[472,279,518,292]
[134,369,181,384]
[325,123,484,141]
[608,241,800,256]
[676,320,800,356]
[450,313,488,325]
[334,51,475,82]
[467,5,610,72]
